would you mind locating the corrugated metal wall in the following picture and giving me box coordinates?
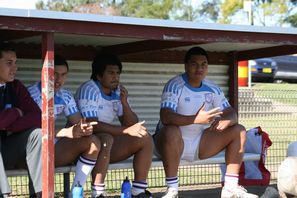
[16,59,229,132]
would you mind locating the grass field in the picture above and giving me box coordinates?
[250,83,297,105]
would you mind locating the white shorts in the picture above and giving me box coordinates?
[181,133,202,162]
[180,124,210,162]
[153,125,207,162]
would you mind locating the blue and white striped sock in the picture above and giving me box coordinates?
[71,156,96,190]
[92,183,105,197]
[131,180,148,196]
[224,173,239,189]
[166,176,178,191]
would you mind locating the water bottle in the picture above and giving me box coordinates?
[121,176,131,198]
[72,182,83,198]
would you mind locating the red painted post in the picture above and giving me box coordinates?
[41,32,55,198]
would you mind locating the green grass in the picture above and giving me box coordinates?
[253,83,297,90]
[251,83,297,105]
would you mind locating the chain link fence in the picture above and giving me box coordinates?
[239,85,297,181]
[6,85,297,197]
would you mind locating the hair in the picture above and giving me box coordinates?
[0,43,16,58]
[184,47,209,63]
[90,52,122,81]
[54,55,69,71]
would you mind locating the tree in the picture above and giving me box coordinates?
[286,14,297,27]
[170,0,198,21]
[284,0,297,27]
[35,0,221,23]
[219,0,242,24]
[36,0,174,19]
[35,0,296,27]
[36,0,104,12]
[198,0,220,23]
[115,0,174,19]
[219,0,297,26]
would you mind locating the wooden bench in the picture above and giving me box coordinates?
[5,152,260,197]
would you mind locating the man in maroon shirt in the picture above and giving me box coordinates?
[0,43,42,198]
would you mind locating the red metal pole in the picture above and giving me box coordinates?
[41,32,55,198]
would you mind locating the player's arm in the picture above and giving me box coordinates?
[56,118,97,138]
[86,117,146,137]
[221,106,238,125]
[5,80,41,132]
[118,85,138,126]
[77,85,146,137]
[118,105,138,127]
[210,107,238,131]
[86,117,124,136]
[209,87,237,131]
[66,112,82,125]
[119,105,138,127]
[161,105,222,126]
[161,108,195,126]
[63,90,83,126]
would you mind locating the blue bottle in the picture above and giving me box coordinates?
[121,176,131,198]
[72,182,83,198]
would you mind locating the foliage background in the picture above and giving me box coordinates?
[35,0,297,27]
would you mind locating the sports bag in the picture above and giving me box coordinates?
[220,126,272,186]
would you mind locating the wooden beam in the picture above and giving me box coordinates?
[102,40,200,55]
[238,45,297,61]
[228,51,238,113]
[1,16,297,45]
[11,42,229,64]
[12,43,97,61]
[0,30,41,41]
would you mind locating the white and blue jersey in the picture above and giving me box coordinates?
[27,81,79,118]
[157,73,230,137]
[75,80,123,123]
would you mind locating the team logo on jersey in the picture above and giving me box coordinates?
[184,97,190,103]
[204,93,213,103]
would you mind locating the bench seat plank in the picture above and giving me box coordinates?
[5,153,260,176]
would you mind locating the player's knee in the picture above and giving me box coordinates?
[238,124,247,140]
[100,133,114,151]
[88,135,101,155]
[231,124,246,138]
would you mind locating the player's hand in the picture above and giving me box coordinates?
[72,118,98,138]
[194,103,222,124]
[123,121,148,137]
[210,117,231,132]
[119,85,129,105]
